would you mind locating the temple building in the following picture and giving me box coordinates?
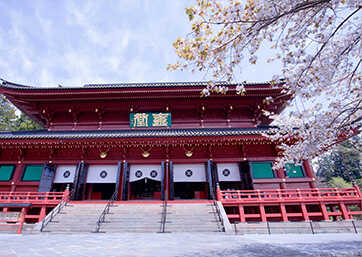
[0,79,361,233]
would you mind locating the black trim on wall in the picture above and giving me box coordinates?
[121,161,129,201]
[115,162,122,200]
[169,161,174,200]
[239,161,253,190]
[161,161,165,201]
[71,162,81,200]
[38,163,56,192]
[74,162,88,200]
[206,160,214,200]
[211,161,218,190]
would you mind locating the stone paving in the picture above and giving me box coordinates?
[0,233,361,257]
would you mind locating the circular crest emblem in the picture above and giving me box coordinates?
[135,170,143,178]
[185,169,193,177]
[63,170,71,178]
[150,170,158,178]
[222,169,231,177]
[100,170,108,178]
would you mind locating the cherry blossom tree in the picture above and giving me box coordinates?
[169,0,361,168]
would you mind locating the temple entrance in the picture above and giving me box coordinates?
[217,163,251,191]
[218,182,242,191]
[128,164,163,200]
[172,163,209,200]
[174,182,208,199]
[87,183,115,200]
[85,165,119,200]
[52,183,69,192]
[130,179,161,200]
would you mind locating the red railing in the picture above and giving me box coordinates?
[217,186,362,204]
[0,191,66,204]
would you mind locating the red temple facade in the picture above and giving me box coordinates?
[0,80,361,233]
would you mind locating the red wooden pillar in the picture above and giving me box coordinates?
[301,203,309,221]
[339,203,350,220]
[87,184,93,200]
[277,168,286,189]
[260,205,267,222]
[239,205,245,222]
[303,160,316,188]
[280,204,288,222]
[320,203,330,221]
[165,160,169,200]
[17,207,27,234]
[39,206,47,222]
[127,181,131,200]
[119,160,126,201]
[11,163,25,192]
[216,183,222,201]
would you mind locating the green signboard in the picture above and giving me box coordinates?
[130,113,171,128]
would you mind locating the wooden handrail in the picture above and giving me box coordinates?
[219,187,361,203]
[0,191,65,203]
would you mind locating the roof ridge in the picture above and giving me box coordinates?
[1,79,284,90]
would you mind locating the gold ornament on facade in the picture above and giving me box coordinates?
[140,146,152,158]
[99,151,108,159]
[142,151,150,158]
[184,145,194,157]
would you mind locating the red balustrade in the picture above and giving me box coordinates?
[0,191,66,204]
[217,186,362,222]
[217,186,362,204]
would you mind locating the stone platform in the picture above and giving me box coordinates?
[0,233,361,257]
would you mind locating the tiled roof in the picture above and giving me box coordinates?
[0,127,276,140]
[1,79,283,90]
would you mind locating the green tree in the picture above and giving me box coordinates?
[317,137,361,183]
[14,113,42,131]
[0,95,42,131]
[327,177,352,188]
[0,95,16,131]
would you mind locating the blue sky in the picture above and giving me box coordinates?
[0,1,281,87]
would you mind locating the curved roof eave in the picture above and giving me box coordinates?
[0,78,286,92]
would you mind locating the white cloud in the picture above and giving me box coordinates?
[0,0,282,87]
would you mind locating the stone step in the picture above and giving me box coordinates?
[99,229,159,233]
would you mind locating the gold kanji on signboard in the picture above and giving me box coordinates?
[152,113,169,127]
[133,113,149,127]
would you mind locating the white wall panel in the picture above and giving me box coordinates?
[54,165,77,183]
[129,164,162,182]
[173,164,206,182]
[86,165,118,183]
[217,163,241,182]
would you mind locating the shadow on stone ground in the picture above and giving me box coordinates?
[0,233,361,257]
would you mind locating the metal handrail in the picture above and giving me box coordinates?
[213,201,225,232]
[159,190,168,233]
[40,186,72,232]
[40,200,67,232]
[94,190,118,233]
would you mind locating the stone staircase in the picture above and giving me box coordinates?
[164,203,223,233]
[41,204,105,233]
[41,202,224,233]
[99,204,163,233]
[232,220,362,234]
